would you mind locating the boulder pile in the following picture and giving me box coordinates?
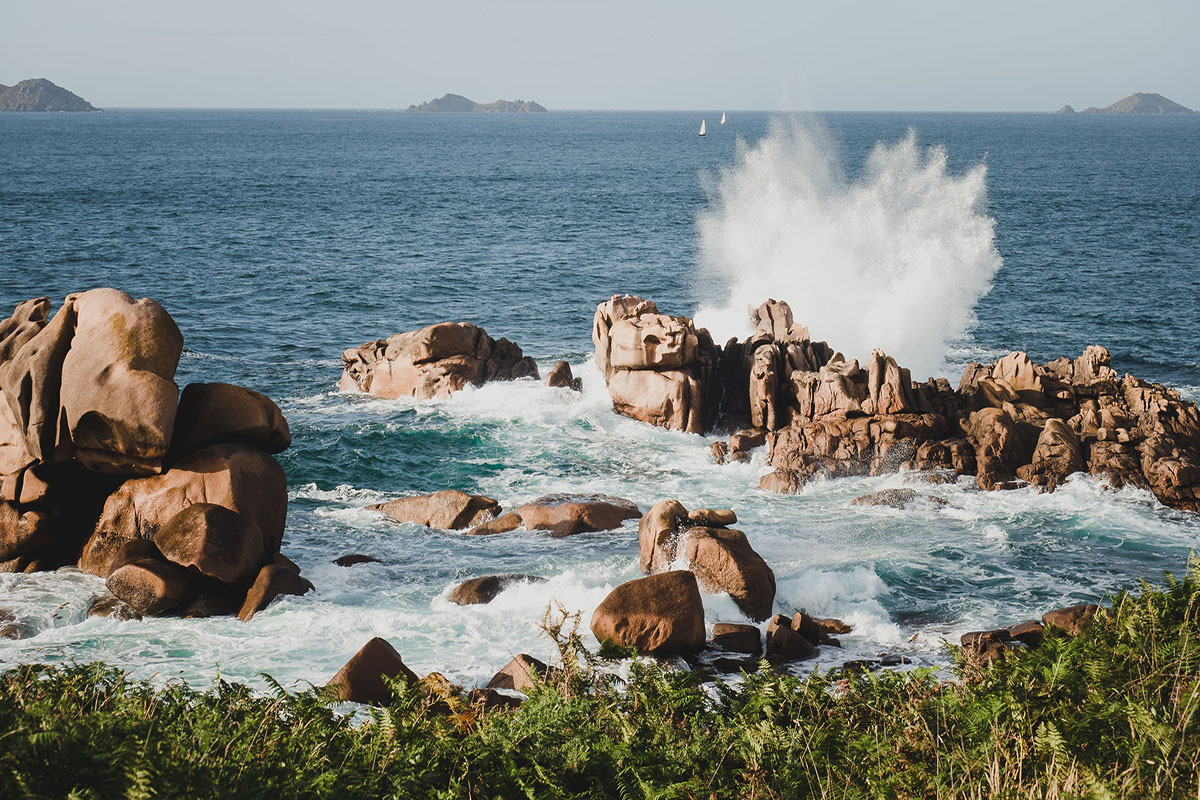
[0,290,307,619]
[591,296,1200,513]
[638,500,775,621]
[340,322,538,399]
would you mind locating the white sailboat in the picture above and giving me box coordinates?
[720,112,726,124]
[699,119,706,137]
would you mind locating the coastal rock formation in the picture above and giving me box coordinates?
[469,494,640,537]
[406,93,547,113]
[0,290,304,619]
[590,571,705,653]
[371,490,502,530]
[638,500,774,621]
[594,295,1200,514]
[0,78,98,112]
[340,322,538,399]
[710,622,762,654]
[592,295,720,433]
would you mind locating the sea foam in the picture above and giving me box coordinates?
[693,118,1003,379]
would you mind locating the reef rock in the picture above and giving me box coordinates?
[340,322,537,399]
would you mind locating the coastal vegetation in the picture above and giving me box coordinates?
[3,560,1198,799]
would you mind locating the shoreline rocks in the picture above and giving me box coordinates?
[340,322,537,399]
[371,490,501,531]
[469,494,640,537]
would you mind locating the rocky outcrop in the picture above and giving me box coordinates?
[469,494,640,537]
[340,322,537,399]
[638,500,774,621]
[0,290,304,618]
[960,603,1098,667]
[371,489,501,530]
[447,574,545,605]
[590,571,705,653]
[592,296,720,433]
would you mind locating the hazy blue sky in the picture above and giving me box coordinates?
[4,0,1197,111]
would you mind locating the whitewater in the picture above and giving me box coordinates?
[2,111,1198,691]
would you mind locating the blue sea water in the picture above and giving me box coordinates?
[0,110,1198,688]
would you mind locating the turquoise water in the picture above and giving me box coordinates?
[1,111,1198,688]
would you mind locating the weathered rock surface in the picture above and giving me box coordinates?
[469,494,640,537]
[638,499,773,621]
[106,556,193,616]
[371,490,501,531]
[0,290,302,619]
[1042,603,1099,636]
[850,488,917,509]
[590,571,705,653]
[447,574,546,605]
[237,564,314,621]
[153,503,265,585]
[593,296,719,433]
[171,382,291,455]
[340,322,537,399]
[766,614,816,662]
[327,637,419,705]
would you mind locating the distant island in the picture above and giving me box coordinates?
[406,93,547,113]
[1055,92,1194,114]
[0,78,98,112]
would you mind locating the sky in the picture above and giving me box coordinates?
[3,0,1198,111]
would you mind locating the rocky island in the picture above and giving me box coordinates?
[1056,92,1194,114]
[406,93,547,112]
[0,79,98,112]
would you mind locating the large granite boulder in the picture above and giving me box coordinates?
[327,637,419,705]
[171,382,291,455]
[339,322,538,399]
[590,571,705,653]
[447,574,545,605]
[152,503,266,585]
[593,295,720,433]
[468,494,640,537]
[0,290,182,476]
[371,490,501,530]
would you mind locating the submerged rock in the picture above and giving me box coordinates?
[340,322,538,399]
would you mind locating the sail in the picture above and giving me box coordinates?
[699,119,706,136]
[720,112,726,124]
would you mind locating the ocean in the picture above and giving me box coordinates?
[1,109,1198,688]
